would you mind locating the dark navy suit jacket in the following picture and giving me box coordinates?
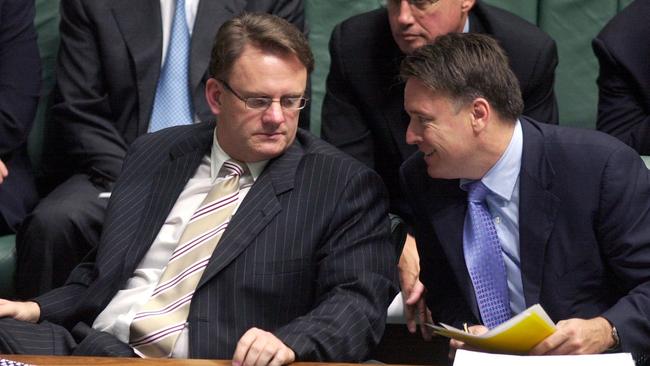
[36,122,397,361]
[321,1,558,223]
[594,0,650,154]
[0,0,40,233]
[401,117,650,353]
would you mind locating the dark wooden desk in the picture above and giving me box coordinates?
[1,355,420,366]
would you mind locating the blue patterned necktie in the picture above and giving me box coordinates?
[463,181,511,329]
[148,0,194,132]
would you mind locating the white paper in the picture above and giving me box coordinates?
[454,349,635,366]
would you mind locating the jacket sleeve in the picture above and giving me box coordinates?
[598,144,650,352]
[0,0,41,157]
[274,167,398,361]
[593,37,650,154]
[321,23,376,168]
[50,0,129,184]
[521,36,559,125]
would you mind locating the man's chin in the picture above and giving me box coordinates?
[397,39,426,55]
[251,144,288,161]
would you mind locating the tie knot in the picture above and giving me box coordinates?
[220,159,246,178]
[467,181,490,203]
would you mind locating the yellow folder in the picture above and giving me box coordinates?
[427,304,556,354]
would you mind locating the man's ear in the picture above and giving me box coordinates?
[470,98,490,132]
[461,0,476,13]
[205,78,222,115]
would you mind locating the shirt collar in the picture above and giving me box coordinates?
[461,119,523,201]
[210,129,268,183]
[463,16,470,33]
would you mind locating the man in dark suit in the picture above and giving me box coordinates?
[15,0,307,298]
[400,33,650,361]
[594,0,650,154]
[0,13,397,363]
[0,0,41,235]
[320,0,558,331]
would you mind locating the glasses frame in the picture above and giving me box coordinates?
[385,0,440,12]
[217,79,308,110]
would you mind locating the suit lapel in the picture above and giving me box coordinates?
[518,119,559,306]
[429,181,480,319]
[122,128,213,279]
[111,0,162,134]
[197,138,303,288]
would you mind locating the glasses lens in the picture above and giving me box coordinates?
[410,0,436,10]
[246,98,272,109]
[280,97,306,110]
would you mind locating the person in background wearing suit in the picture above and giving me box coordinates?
[320,0,559,334]
[0,0,41,235]
[594,0,650,155]
[0,13,397,364]
[15,0,307,299]
[400,33,650,363]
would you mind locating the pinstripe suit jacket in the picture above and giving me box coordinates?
[35,121,397,361]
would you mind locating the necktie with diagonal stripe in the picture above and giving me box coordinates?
[129,159,247,357]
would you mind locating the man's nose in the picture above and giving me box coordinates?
[262,101,286,125]
[397,0,415,26]
[405,120,421,145]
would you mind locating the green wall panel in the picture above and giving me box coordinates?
[29,0,61,174]
[307,0,380,135]
[482,0,539,24]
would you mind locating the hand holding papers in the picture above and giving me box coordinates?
[427,304,556,354]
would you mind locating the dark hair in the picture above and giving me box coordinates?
[400,33,524,121]
[209,13,314,80]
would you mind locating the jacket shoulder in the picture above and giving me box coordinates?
[295,129,378,173]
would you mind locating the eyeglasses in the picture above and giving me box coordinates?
[385,0,440,12]
[218,79,308,110]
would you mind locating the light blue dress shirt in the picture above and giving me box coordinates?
[461,120,525,315]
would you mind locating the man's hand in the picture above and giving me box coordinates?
[529,317,615,355]
[0,299,40,322]
[232,327,295,366]
[399,234,432,339]
[448,324,488,360]
[0,159,7,184]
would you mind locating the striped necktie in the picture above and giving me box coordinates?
[463,181,511,329]
[148,0,194,132]
[129,160,247,357]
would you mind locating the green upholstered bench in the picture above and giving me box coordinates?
[0,235,16,298]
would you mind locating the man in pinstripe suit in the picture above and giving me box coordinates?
[0,14,397,364]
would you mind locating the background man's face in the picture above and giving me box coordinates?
[404,78,477,179]
[207,45,307,162]
[387,0,474,54]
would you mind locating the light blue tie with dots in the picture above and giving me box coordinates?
[464,181,511,329]
[149,0,194,132]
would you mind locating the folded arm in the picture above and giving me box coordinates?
[52,0,129,183]
[0,0,41,156]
